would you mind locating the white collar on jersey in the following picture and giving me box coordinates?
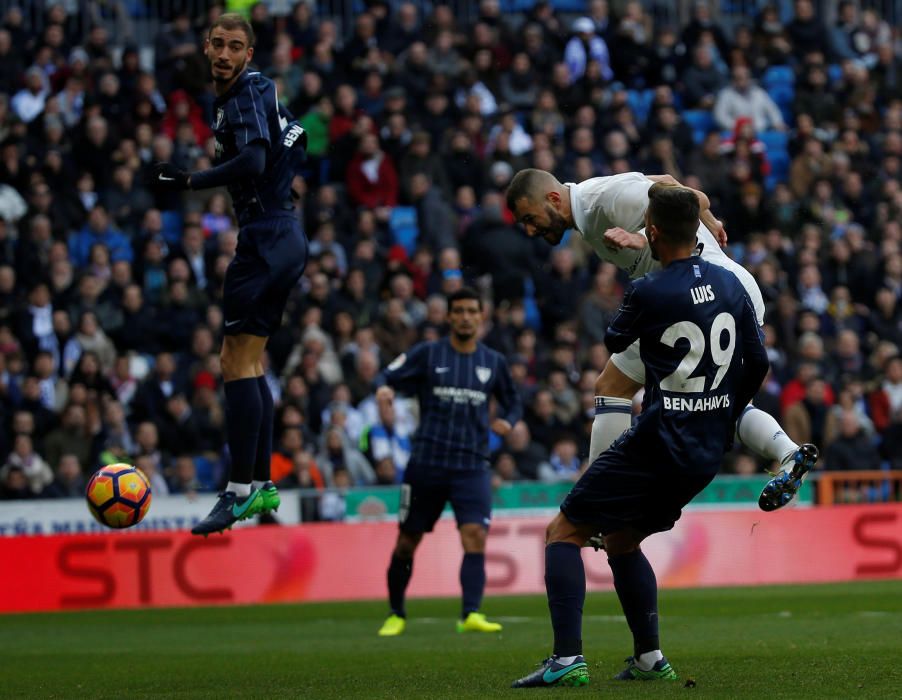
[565,182,587,236]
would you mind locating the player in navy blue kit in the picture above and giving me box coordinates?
[150,14,308,535]
[512,185,769,688]
[376,288,522,637]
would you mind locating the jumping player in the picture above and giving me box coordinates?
[511,184,770,687]
[376,288,522,637]
[151,13,309,535]
[506,169,816,511]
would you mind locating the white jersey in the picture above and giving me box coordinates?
[568,173,655,278]
[568,173,765,325]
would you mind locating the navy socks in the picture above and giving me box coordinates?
[608,549,660,656]
[224,377,262,484]
[545,542,585,657]
[254,375,274,482]
[460,552,486,618]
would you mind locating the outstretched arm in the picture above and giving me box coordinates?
[190,142,266,190]
[150,142,267,191]
[646,174,728,247]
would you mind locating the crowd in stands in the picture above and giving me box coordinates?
[1,0,902,509]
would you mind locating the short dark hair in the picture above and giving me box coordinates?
[209,12,256,47]
[447,286,483,311]
[647,182,699,246]
[505,168,558,214]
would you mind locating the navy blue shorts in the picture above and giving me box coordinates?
[399,467,492,533]
[560,444,715,536]
[222,215,308,337]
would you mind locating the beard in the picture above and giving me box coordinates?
[212,58,246,84]
[541,206,570,245]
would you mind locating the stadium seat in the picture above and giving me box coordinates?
[627,89,655,125]
[827,63,843,84]
[763,65,795,89]
[193,456,219,491]
[683,110,716,145]
[759,130,789,153]
[160,210,183,245]
[766,83,795,125]
[389,206,419,256]
[522,277,542,332]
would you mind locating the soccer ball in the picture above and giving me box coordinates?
[85,463,152,529]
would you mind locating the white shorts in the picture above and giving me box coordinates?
[610,228,765,386]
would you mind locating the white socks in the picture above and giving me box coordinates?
[635,650,664,671]
[226,481,251,497]
[252,480,268,490]
[588,397,633,463]
[555,655,580,664]
[735,406,798,465]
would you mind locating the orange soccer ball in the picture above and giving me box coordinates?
[85,463,153,529]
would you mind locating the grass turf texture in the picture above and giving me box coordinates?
[1,580,900,699]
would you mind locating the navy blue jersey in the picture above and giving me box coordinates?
[382,338,522,473]
[605,258,769,474]
[212,71,303,224]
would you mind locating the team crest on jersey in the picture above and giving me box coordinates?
[388,353,406,371]
[215,108,224,128]
[475,366,491,383]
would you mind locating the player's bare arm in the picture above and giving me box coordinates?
[603,226,648,251]
[646,174,727,247]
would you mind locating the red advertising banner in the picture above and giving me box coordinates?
[2,505,901,613]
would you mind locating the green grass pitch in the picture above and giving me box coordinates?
[2,580,900,699]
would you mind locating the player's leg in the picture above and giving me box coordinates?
[589,346,643,464]
[715,260,819,507]
[457,524,497,631]
[253,353,280,514]
[451,471,502,632]
[608,470,715,681]
[192,332,268,535]
[251,218,308,516]
[379,529,424,636]
[511,511,594,688]
[379,475,446,636]
[736,405,819,510]
[604,529,676,680]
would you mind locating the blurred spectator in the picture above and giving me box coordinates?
[714,65,785,132]
[346,132,398,208]
[869,356,902,433]
[504,422,550,480]
[538,435,583,483]
[564,17,613,84]
[43,403,93,472]
[42,454,86,498]
[134,453,170,497]
[317,426,375,486]
[360,389,411,484]
[2,433,52,495]
[824,410,881,471]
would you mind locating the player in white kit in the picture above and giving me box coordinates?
[506,169,817,511]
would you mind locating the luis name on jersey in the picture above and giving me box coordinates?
[663,283,728,412]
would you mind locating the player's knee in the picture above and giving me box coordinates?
[395,532,421,558]
[545,514,569,544]
[603,530,642,556]
[460,524,487,552]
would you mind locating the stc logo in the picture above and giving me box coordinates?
[853,512,902,575]
[57,537,233,607]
